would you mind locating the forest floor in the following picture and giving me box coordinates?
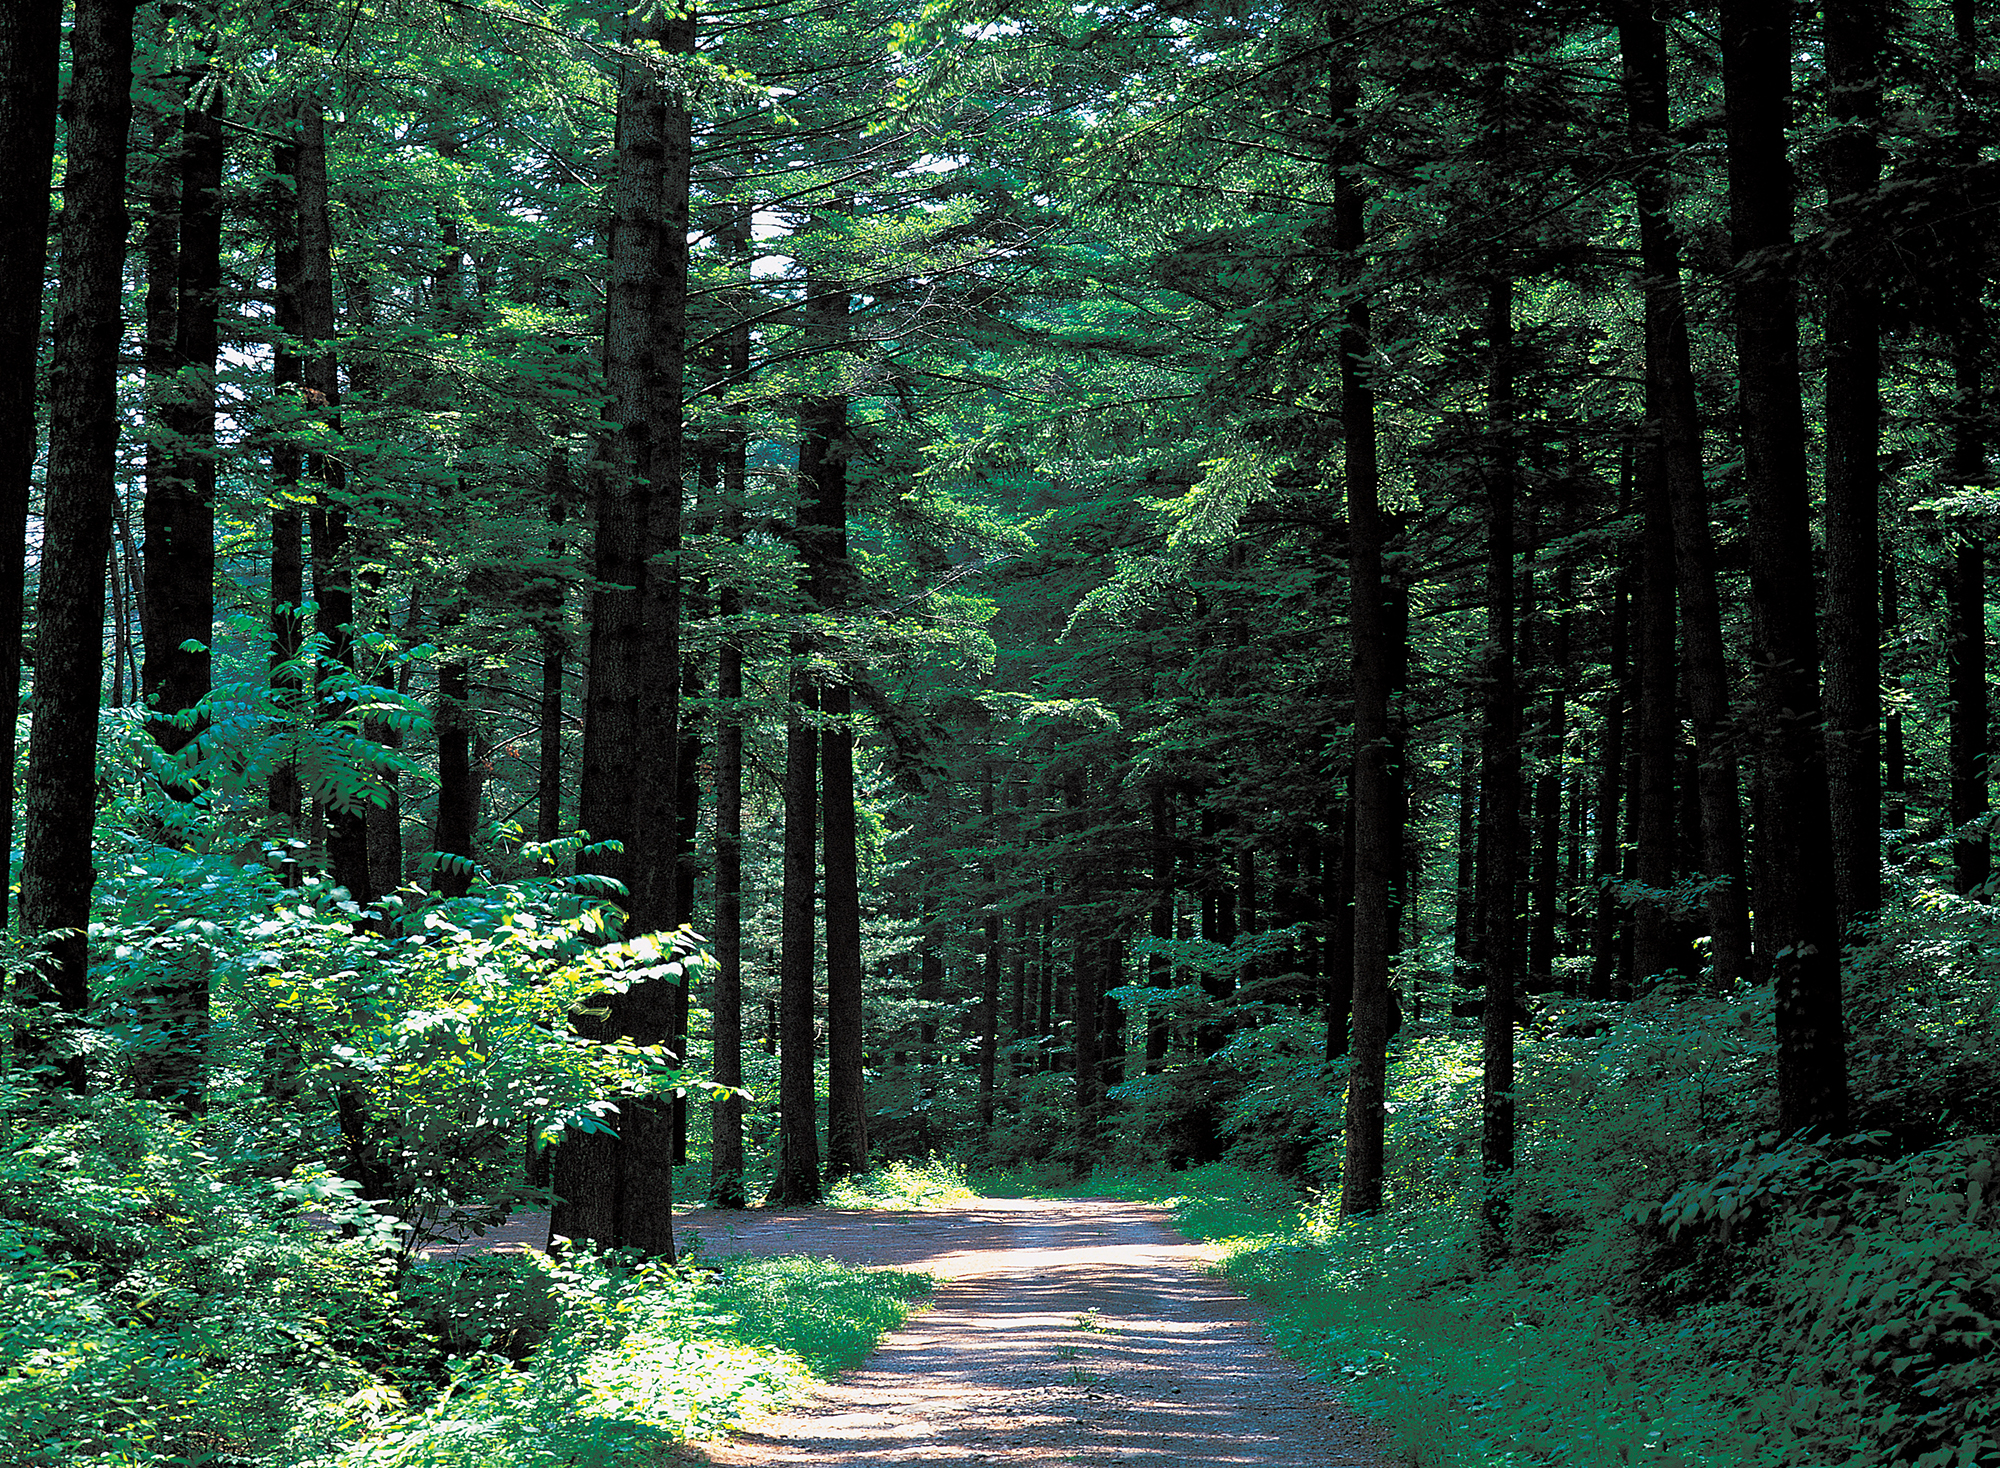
[437,1197,1398,1467]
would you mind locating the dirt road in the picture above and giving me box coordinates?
[677,1196,1399,1468]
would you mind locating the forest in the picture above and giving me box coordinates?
[3,0,2000,1463]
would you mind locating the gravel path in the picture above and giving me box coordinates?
[681,1196,1398,1468]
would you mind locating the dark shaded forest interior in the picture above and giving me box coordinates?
[3,0,2000,1464]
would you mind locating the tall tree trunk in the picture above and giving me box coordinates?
[554,0,694,1258]
[1821,0,1885,931]
[268,139,304,839]
[1882,550,1905,832]
[1529,511,1569,991]
[1478,271,1522,1261]
[536,459,568,845]
[1148,781,1174,1073]
[144,82,222,767]
[1616,1,1751,983]
[976,764,1002,1139]
[434,652,475,897]
[771,657,823,1204]
[1948,0,1989,899]
[1720,0,1848,1136]
[1948,404,1988,897]
[1325,790,1355,1061]
[1630,432,1684,981]
[294,102,372,904]
[709,207,751,1207]
[1588,461,1633,997]
[670,648,702,1164]
[1453,739,1479,987]
[20,0,138,1092]
[0,0,64,930]
[1336,0,1393,1219]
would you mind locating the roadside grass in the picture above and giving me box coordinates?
[823,1154,981,1210]
[994,1161,1758,1468]
[338,1250,931,1468]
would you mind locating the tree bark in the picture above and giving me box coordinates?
[537,452,569,844]
[1478,270,1522,1261]
[1630,431,1685,982]
[267,138,304,839]
[709,207,751,1207]
[1337,0,1393,1219]
[1821,0,1886,931]
[554,0,694,1258]
[976,763,1002,1138]
[771,656,823,1204]
[434,652,475,897]
[1720,0,1848,1136]
[1948,0,1989,899]
[20,0,138,1092]
[293,102,372,904]
[1616,1,1751,983]
[0,0,63,931]
[144,84,223,765]
[1148,781,1174,1073]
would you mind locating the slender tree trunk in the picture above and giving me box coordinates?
[138,92,175,714]
[1148,782,1174,1073]
[20,0,138,1092]
[1478,270,1522,1261]
[1588,467,1633,997]
[1948,0,1989,899]
[771,658,823,1204]
[1453,740,1478,987]
[537,453,568,844]
[144,83,222,765]
[293,102,372,903]
[1821,0,1885,931]
[268,140,304,839]
[435,653,474,897]
[554,0,694,1258]
[1631,432,1684,981]
[1882,550,1905,832]
[0,0,63,931]
[136,77,222,1099]
[1337,0,1393,1218]
[1721,0,1848,1135]
[1325,790,1355,1061]
[976,764,1003,1138]
[1529,513,1569,991]
[1948,412,1988,897]
[670,646,703,1164]
[1616,1,1751,983]
[709,214,750,1205]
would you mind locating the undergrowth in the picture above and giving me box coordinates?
[0,1091,930,1468]
[824,1154,979,1210]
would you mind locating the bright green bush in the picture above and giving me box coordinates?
[824,1154,979,1209]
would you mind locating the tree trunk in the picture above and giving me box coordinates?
[20,0,138,1092]
[1821,0,1885,931]
[434,653,475,897]
[709,213,750,1205]
[771,656,823,1205]
[1529,507,1569,992]
[554,0,693,1258]
[144,84,223,766]
[0,0,63,930]
[1720,0,1848,1136]
[1148,781,1173,1073]
[1337,0,1393,1218]
[1478,269,1522,1261]
[1631,432,1684,982]
[537,453,568,844]
[268,138,304,840]
[976,764,1002,1138]
[1588,464,1633,997]
[294,102,372,904]
[1616,1,1751,984]
[1948,0,1989,899]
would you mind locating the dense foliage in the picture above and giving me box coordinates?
[4,0,2000,1461]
